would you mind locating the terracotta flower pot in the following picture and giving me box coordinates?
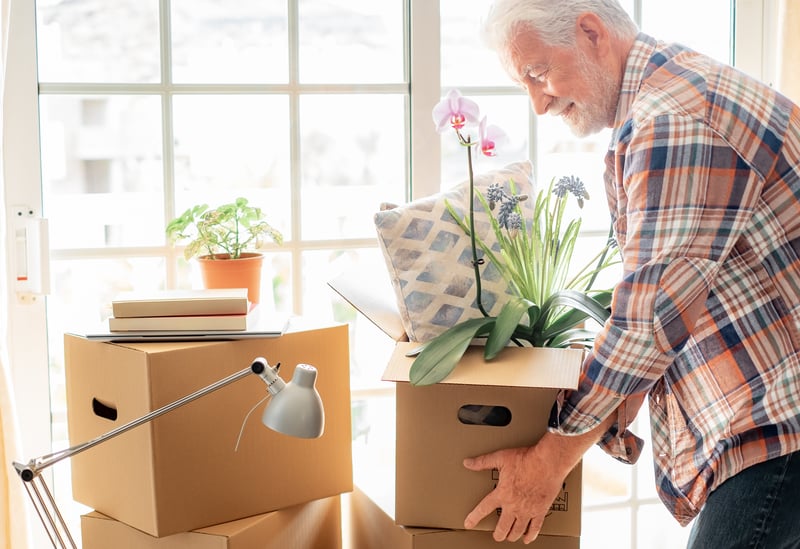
[197,252,264,305]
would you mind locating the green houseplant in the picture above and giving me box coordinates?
[166,197,283,304]
[409,90,619,385]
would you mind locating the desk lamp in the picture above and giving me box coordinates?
[13,357,324,549]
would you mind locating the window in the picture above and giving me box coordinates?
[5,1,742,547]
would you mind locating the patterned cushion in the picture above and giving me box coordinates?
[374,161,534,342]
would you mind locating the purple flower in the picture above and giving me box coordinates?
[485,182,526,235]
[553,175,590,208]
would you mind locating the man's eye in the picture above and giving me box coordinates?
[528,69,547,83]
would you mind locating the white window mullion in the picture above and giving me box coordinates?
[409,0,440,200]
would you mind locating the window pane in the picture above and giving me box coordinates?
[637,504,693,549]
[441,0,511,87]
[172,94,291,239]
[641,0,732,64]
[299,95,406,240]
[301,248,396,387]
[39,95,165,248]
[583,444,632,505]
[299,0,404,84]
[171,0,288,84]
[440,94,530,192]
[535,118,612,234]
[582,508,632,549]
[351,392,397,505]
[36,0,160,83]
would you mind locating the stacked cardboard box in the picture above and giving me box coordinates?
[348,487,579,549]
[330,270,584,548]
[64,322,352,548]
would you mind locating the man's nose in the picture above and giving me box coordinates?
[525,85,551,116]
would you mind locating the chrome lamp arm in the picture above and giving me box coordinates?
[12,357,324,549]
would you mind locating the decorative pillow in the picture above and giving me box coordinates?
[374,161,534,342]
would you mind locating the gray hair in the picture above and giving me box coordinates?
[483,0,638,56]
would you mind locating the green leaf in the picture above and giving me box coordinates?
[485,297,531,359]
[542,308,593,339]
[547,327,599,348]
[409,317,495,386]
[595,289,614,309]
[543,289,611,326]
[541,291,610,339]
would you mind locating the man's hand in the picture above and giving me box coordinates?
[462,445,568,544]
[463,414,615,544]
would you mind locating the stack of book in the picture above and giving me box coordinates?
[107,288,254,332]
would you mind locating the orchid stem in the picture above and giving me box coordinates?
[463,135,489,317]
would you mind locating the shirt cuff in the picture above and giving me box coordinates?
[548,391,645,465]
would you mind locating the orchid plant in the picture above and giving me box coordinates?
[408,90,619,386]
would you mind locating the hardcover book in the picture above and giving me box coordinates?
[111,288,250,318]
[108,312,254,332]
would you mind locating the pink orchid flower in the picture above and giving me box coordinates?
[432,89,480,133]
[478,116,507,157]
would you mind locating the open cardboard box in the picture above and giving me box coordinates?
[329,269,583,536]
[65,322,352,537]
[82,495,342,549]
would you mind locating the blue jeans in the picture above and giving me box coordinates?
[687,450,800,548]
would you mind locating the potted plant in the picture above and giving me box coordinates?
[408,90,620,385]
[166,197,283,305]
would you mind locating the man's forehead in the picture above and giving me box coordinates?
[508,27,550,63]
[508,36,551,78]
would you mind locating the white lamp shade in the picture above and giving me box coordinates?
[261,364,325,438]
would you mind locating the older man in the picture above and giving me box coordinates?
[462,1,800,546]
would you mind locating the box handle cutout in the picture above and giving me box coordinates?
[457,404,512,426]
[92,398,118,421]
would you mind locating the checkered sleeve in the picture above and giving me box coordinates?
[548,113,761,453]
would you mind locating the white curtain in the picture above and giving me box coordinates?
[777,0,800,104]
[1,0,31,546]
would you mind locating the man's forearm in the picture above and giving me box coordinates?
[537,412,617,476]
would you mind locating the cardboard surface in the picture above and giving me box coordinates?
[384,342,582,388]
[348,487,579,549]
[82,495,342,549]
[65,324,352,537]
[330,262,584,538]
[385,344,582,536]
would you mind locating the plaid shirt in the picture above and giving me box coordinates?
[549,33,800,525]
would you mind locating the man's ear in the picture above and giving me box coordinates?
[576,12,609,54]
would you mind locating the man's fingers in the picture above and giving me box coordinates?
[463,450,501,471]
[491,509,517,542]
[464,492,499,530]
[522,514,545,544]
[506,516,532,543]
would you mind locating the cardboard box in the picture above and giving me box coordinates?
[329,267,583,536]
[82,495,342,548]
[348,486,579,549]
[383,343,582,536]
[65,323,352,537]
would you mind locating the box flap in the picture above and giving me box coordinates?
[383,342,581,389]
[327,266,407,342]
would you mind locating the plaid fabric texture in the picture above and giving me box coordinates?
[550,33,800,525]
